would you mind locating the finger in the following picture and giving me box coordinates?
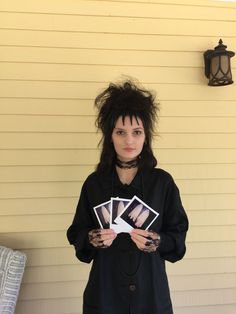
[100,233,117,242]
[148,231,159,240]
[103,239,113,247]
[130,232,147,244]
[130,233,147,243]
[100,229,116,235]
[130,228,149,237]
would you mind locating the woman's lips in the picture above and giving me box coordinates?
[123,148,135,152]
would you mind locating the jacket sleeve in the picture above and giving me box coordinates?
[158,177,189,263]
[67,179,97,263]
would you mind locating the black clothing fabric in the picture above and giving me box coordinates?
[67,168,188,314]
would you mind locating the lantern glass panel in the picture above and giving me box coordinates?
[210,55,232,81]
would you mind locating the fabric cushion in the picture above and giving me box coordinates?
[0,246,27,314]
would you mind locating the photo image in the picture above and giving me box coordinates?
[115,196,159,230]
[93,200,111,229]
[110,198,131,224]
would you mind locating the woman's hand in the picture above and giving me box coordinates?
[130,229,161,253]
[88,229,117,248]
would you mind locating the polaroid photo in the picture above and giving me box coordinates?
[110,197,131,233]
[115,196,159,231]
[93,200,112,229]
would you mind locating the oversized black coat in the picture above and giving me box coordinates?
[67,168,188,314]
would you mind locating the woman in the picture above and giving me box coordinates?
[67,80,188,314]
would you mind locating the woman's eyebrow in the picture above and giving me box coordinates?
[114,127,143,130]
[133,127,144,130]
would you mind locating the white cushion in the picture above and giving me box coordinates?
[0,246,27,314]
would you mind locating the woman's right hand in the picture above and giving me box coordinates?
[88,229,117,248]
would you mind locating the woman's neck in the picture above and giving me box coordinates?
[115,166,138,185]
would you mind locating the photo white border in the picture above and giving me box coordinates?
[93,200,112,229]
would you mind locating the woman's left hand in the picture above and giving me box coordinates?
[130,229,161,253]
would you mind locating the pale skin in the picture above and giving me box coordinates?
[89,116,160,251]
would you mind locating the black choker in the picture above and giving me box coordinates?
[116,158,139,169]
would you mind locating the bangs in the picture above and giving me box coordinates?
[121,114,140,126]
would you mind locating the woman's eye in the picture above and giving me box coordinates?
[116,130,125,135]
[134,130,142,135]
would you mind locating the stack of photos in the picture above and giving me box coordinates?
[93,196,159,233]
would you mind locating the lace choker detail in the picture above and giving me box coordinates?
[116,158,139,169]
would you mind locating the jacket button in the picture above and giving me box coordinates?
[129,284,136,291]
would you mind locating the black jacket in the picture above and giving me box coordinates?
[67,168,189,314]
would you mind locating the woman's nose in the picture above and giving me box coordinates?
[125,133,133,144]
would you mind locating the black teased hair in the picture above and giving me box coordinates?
[94,79,159,173]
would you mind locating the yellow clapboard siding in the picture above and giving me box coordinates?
[1,12,236,37]
[0,98,95,115]
[0,133,100,149]
[188,225,236,242]
[1,179,236,199]
[18,281,86,300]
[0,184,74,202]
[186,241,236,259]
[2,81,236,100]
[0,63,205,85]
[1,164,236,184]
[182,193,236,210]
[1,115,236,133]
[0,149,100,166]
[0,165,94,182]
[1,0,236,19]
[115,0,236,6]
[168,257,236,275]
[156,134,236,149]
[1,149,236,166]
[16,298,83,314]
[177,179,236,194]
[1,133,236,149]
[2,28,236,52]
[0,115,96,133]
[0,197,78,215]
[23,264,91,283]
[0,46,203,67]
[188,210,236,226]
[22,259,236,284]
[1,98,236,117]
[160,101,236,117]
[90,0,236,7]
[162,164,236,179]
[0,214,72,232]
[0,182,83,198]
[172,288,236,307]
[21,247,78,266]
[0,231,68,249]
[174,304,236,314]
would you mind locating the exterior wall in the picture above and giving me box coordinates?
[0,0,236,313]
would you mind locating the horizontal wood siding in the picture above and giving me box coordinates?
[0,0,236,313]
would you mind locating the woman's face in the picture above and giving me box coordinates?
[111,116,145,162]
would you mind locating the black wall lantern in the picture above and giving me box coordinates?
[204,39,235,86]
